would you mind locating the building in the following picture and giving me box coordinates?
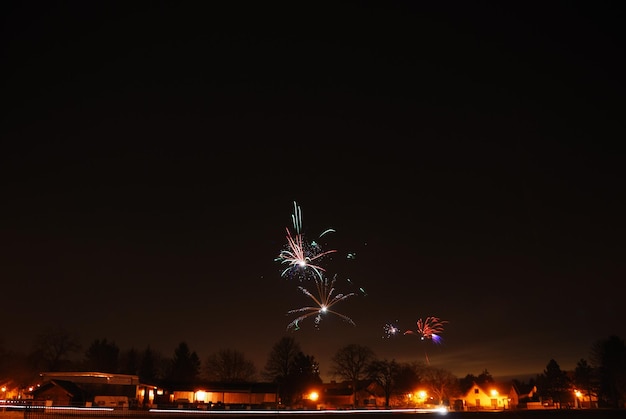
[163,382,278,409]
[33,372,153,408]
[454,381,518,411]
[313,380,386,409]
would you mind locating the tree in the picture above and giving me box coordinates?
[138,346,160,383]
[283,352,323,407]
[119,348,140,375]
[537,359,571,408]
[0,340,8,380]
[204,348,256,382]
[459,369,494,395]
[29,328,81,371]
[263,336,301,381]
[421,366,459,406]
[590,335,626,408]
[573,358,598,408]
[263,336,302,405]
[366,359,399,408]
[476,368,494,385]
[167,342,201,387]
[330,344,376,407]
[263,336,323,407]
[84,338,119,373]
[394,361,425,406]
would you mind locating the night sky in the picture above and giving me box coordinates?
[2,1,625,382]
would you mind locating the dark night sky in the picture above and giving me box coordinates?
[2,1,625,381]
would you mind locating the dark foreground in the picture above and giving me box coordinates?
[3,408,626,419]
[186,409,625,419]
[149,409,625,419]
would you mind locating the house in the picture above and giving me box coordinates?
[158,382,278,409]
[316,380,386,409]
[32,380,88,406]
[34,372,153,407]
[454,381,517,410]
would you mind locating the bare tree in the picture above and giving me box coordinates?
[366,358,399,408]
[263,335,301,382]
[330,344,376,407]
[204,348,256,382]
[394,361,425,405]
[421,366,459,405]
[29,328,81,371]
[263,335,302,405]
[284,352,322,407]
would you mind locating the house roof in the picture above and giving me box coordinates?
[33,379,89,399]
[322,380,376,396]
[40,372,140,385]
[462,381,517,398]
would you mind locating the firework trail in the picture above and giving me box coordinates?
[404,316,448,364]
[286,274,356,330]
[276,202,337,281]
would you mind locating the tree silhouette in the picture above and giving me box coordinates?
[394,361,424,404]
[476,368,494,385]
[421,366,459,405]
[573,358,598,408]
[263,336,302,405]
[204,348,256,382]
[591,335,626,408]
[84,338,119,373]
[167,342,201,387]
[263,336,301,381]
[366,359,400,408]
[537,359,570,408]
[29,328,81,372]
[283,352,322,407]
[330,344,375,407]
[139,346,160,383]
[119,348,140,375]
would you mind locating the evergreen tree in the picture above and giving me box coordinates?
[167,342,201,387]
[139,346,159,383]
[537,359,571,407]
[573,358,599,408]
[84,338,120,373]
[591,335,626,408]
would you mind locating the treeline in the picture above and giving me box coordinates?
[1,330,624,408]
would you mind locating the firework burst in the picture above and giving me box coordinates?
[404,316,447,342]
[276,202,337,281]
[286,274,356,330]
[404,316,448,364]
[382,321,401,339]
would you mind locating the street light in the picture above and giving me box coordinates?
[574,390,583,408]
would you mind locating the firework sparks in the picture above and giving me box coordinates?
[276,202,337,281]
[382,321,401,339]
[404,316,447,342]
[404,316,448,364]
[286,274,356,330]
